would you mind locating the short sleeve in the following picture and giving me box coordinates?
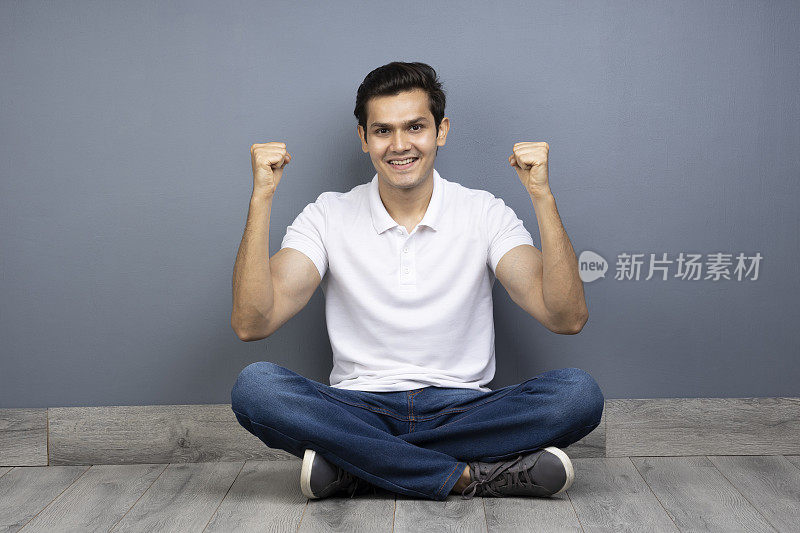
[484,193,535,275]
[280,193,329,280]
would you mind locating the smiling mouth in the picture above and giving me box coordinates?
[387,157,418,170]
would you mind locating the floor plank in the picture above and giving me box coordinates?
[630,456,776,532]
[606,398,800,457]
[0,465,89,532]
[48,405,294,466]
[485,491,581,532]
[393,493,486,532]
[204,460,307,532]
[108,461,243,532]
[708,455,800,533]
[784,456,800,470]
[19,464,166,532]
[568,457,679,532]
[0,409,48,467]
[298,492,395,533]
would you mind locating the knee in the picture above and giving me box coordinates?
[230,361,285,414]
[557,367,605,428]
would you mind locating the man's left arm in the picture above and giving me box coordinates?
[496,142,588,334]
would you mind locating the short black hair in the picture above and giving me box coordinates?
[354,61,446,143]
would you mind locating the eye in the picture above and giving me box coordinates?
[410,124,422,131]
[376,128,388,134]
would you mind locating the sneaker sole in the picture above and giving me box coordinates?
[543,446,574,494]
[300,448,319,499]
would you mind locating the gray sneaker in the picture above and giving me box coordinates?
[300,448,380,499]
[460,446,575,499]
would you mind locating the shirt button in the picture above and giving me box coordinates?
[403,248,409,253]
[404,267,410,273]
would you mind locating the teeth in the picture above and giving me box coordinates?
[389,158,416,165]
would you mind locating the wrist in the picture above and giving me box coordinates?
[251,190,275,204]
[529,187,553,202]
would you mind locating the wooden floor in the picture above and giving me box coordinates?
[1,455,799,532]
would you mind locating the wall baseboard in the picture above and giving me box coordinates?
[1,398,798,467]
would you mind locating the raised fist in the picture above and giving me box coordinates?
[250,142,291,197]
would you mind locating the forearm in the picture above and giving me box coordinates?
[529,188,588,330]
[231,193,276,337]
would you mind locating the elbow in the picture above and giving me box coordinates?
[232,324,271,342]
[236,331,255,342]
[231,308,274,342]
[232,325,250,342]
[565,312,589,335]
[235,329,267,342]
[555,312,588,335]
[231,318,259,342]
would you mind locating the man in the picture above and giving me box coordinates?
[230,62,604,501]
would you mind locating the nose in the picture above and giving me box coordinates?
[390,130,411,152]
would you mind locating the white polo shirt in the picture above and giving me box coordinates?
[279,168,535,392]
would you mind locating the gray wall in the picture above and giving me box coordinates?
[2,0,798,408]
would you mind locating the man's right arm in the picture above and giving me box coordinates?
[231,191,324,341]
[232,142,323,341]
[231,191,276,340]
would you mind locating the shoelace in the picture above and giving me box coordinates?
[460,454,549,499]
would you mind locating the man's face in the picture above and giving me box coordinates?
[358,88,449,191]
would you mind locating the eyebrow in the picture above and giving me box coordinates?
[369,116,429,128]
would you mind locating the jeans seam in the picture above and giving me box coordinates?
[410,391,415,433]
[316,388,408,420]
[407,392,412,433]
[436,462,462,499]
[231,408,436,499]
[410,388,423,433]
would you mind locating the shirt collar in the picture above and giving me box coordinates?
[369,168,444,234]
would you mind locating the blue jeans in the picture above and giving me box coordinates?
[230,361,604,501]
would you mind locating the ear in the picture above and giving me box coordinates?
[436,117,450,147]
[357,125,369,153]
